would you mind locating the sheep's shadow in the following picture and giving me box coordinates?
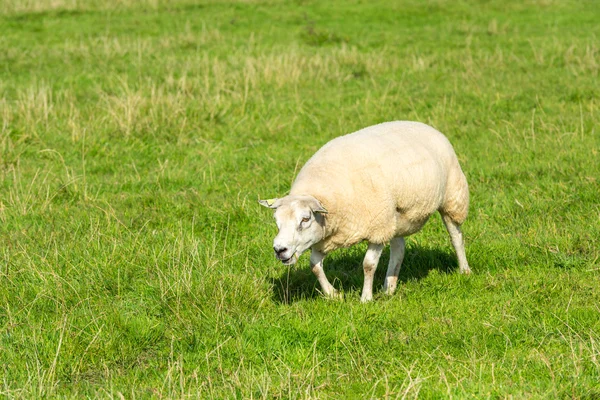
[271,244,459,304]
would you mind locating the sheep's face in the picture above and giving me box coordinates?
[259,195,327,265]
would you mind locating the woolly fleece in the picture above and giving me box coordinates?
[289,121,469,254]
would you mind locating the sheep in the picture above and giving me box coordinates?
[259,121,470,302]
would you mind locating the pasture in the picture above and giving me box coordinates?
[1,0,599,397]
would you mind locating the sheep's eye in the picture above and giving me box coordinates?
[301,216,310,223]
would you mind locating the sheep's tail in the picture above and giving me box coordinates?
[440,163,469,225]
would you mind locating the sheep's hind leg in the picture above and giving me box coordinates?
[441,214,471,274]
[361,243,384,303]
[383,237,405,295]
[310,249,339,298]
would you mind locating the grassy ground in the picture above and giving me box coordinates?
[1,0,599,397]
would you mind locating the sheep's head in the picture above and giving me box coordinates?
[259,195,327,265]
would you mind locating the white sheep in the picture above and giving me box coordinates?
[260,121,470,302]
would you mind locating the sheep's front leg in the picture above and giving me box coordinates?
[310,249,338,298]
[361,243,384,303]
[383,237,405,295]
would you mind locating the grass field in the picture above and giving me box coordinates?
[1,0,599,397]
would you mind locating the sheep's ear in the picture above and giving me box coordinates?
[310,198,328,214]
[258,198,280,209]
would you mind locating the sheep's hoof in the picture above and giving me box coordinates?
[324,289,343,301]
[459,267,472,275]
[382,284,397,296]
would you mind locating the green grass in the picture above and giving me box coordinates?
[1,0,599,397]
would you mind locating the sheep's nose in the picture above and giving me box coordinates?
[274,245,288,256]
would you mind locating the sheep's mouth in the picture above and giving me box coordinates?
[280,253,298,265]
